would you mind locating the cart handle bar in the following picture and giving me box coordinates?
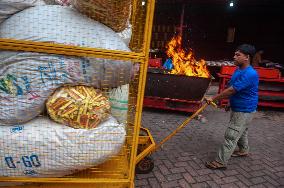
[151,101,217,154]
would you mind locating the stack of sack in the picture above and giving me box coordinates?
[0,0,133,180]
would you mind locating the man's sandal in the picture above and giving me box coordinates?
[205,161,227,170]
[231,150,249,157]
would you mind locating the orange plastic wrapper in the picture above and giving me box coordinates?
[46,85,111,129]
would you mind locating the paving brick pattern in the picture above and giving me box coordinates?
[135,105,284,188]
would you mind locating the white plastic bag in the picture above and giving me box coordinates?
[0,116,125,177]
[117,22,132,46]
[109,84,129,124]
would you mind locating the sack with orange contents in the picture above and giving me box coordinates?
[72,0,131,32]
[46,85,111,129]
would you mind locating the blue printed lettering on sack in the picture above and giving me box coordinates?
[4,154,41,170]
[38,62,58,85]
[38,61,68,86]
[24,170,38,176]
[0,74,32,96]
[59,57,66,69]
[0,74,28,96]
[21,76,31,92]
[10,126,24,133]
[81,59,92,83]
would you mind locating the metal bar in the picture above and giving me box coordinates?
[0,39,145,62]
[258,90,284,97]
[143,97,202,112]
[0,177,130,183]
[144,96,204,103]
[257,101,284,108]
[135,128,156,164]
[148,101,217,154]
[179,3,185,38]
[130,0,156,183]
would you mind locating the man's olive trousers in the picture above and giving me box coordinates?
[216,111,255,165]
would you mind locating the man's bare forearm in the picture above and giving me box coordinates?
[213,86,236,101]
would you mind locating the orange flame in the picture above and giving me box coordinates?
[166,35,210,78]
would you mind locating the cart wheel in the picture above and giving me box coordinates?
[136,156,154,174]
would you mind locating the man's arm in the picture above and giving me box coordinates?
[206,86,236,103]
[213,86,236,101]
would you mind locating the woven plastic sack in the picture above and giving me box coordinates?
[109,84,129,124]
[72,0,131,32]
[43,0,70,6]
[0,51,133,126]
[117,21,132,46]
[40,1,131,46]
[47,86,111,129]
[0,0,45,24]
[0,5,130,51]
[0,116,125,178]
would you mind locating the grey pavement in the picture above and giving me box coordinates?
[135,86,284,188]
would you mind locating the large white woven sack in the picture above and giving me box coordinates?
[0,0,45,24]
[0,5,130,51]
[34,2,132,46]
[0,51,133,125]
[0,116,125,178]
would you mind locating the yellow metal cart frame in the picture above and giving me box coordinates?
[0,0,155,187]
[0,0,217,186]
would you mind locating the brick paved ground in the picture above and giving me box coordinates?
[135,86,284,188]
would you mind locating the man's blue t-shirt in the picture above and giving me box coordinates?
[229,66,259,112]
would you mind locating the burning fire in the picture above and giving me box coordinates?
[166,35,210,78]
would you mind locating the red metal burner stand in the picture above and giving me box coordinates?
[143,96,202,112]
